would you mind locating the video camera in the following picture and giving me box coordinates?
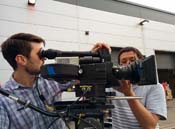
[39,48,158,129]
[40,48,158,98]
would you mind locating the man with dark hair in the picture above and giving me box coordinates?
[0,33,110,129]
[0,33,69,129]
[111,47,167,129]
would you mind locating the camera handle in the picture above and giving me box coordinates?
[106,96,143,100]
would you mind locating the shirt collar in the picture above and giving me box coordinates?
[9,74,40,90]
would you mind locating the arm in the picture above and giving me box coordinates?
[57,80,80,91]
[117,80,160,129]
[127,96,159,129]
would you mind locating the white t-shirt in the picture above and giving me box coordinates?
[111,83,167,129]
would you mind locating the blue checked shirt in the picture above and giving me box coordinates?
[0,75,73,129]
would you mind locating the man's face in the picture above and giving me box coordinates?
[25,42,45,75]
[119,51,139,66]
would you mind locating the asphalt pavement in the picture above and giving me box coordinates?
[159,99,175,129]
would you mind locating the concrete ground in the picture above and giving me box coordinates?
[159,99,175,129]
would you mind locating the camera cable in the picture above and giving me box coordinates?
[35,77,71,129]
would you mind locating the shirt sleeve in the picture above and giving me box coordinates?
[58,80,78,91]
[146,83,167,120]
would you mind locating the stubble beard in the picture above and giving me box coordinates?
[25,66,41,75]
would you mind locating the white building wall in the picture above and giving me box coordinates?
[1,0,175,84]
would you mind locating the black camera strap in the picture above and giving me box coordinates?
[35,77,55,111]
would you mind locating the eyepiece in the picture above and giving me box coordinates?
[39,49,61,59]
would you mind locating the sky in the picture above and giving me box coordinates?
[125,0,175,13]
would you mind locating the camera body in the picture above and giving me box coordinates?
[40,49,158,98]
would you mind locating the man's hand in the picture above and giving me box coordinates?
[117,80,135,96]
[91,42,111,53]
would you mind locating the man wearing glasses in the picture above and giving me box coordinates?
[111,47,167,129]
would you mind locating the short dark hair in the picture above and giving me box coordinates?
[1,33,45,70]
[118,47,144,64]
